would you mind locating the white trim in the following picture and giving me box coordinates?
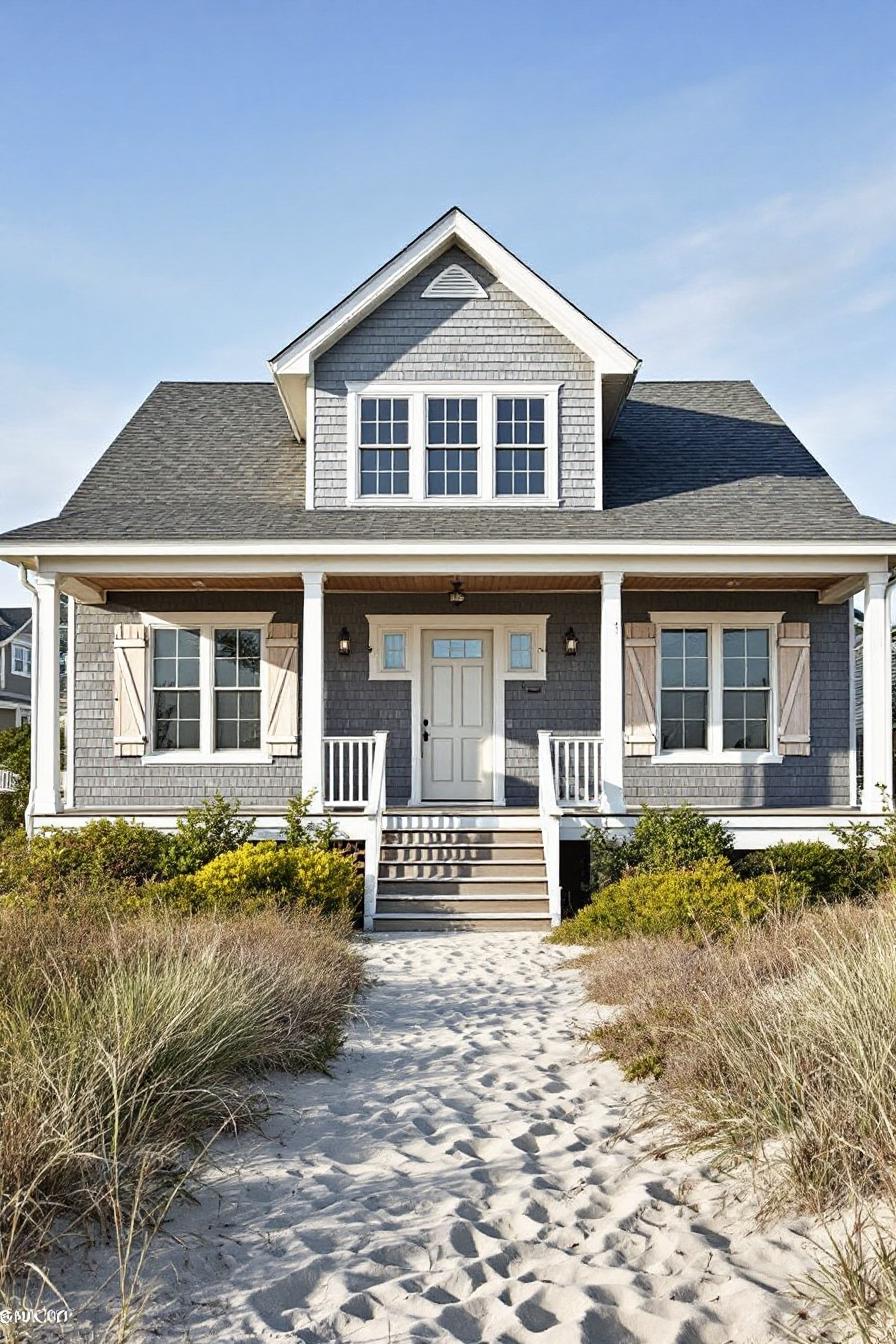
[600,571,625,812]
[140,611,274,764]
[345,382,561,507]
[64,595,75,809]
[11,642,31,677]
[650,610,785,764]
[861,570,894,809]
[301,571,326,808]
[31,573,60,816]
[304,366,316,511]
[593,372,603,511]
[269,208,640,378]
[0,614,32,649]
[848,595,858,808]
[6,541,890,563]
[366,613,549,805]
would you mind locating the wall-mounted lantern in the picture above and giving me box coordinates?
[338,627,352,656]
[563,627,579,657]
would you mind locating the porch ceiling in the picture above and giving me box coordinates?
[79,572,839,596]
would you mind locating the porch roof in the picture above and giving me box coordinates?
[2,379,895,552]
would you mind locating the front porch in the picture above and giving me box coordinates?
[22,555,894,929]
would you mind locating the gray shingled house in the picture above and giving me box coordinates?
[1,208,894,929]
[0,607,32,730]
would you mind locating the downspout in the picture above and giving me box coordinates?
[18,564,38,836]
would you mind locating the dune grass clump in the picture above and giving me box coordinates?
[0,900,364,1298]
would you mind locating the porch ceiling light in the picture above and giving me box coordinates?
[449,578,466,606]
[563,626,579,657]
[338,626,351,656]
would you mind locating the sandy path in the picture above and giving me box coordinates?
[65,932,821,1342]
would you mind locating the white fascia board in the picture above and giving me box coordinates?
[0,613,33,648]
[0,540,891,562]
[268,208,640,378]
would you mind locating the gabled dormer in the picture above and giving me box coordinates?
[269,208,640,510]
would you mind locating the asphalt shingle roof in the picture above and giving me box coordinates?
[0,607,30,642]
[2,379,894,547]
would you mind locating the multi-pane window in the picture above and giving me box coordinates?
[214,628,262,749]
[723,629,770,750]
[382,632,406,670]
[153,627,201,751]
[12,644,31,676]
[495,397,546,495]
[509,632,534,670]
[359,397,409,496]
[432,638,484,658]
[426,397,478,496]
[659,628,709,750]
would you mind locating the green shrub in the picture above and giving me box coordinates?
[151,841,363,918]
[739,839,863,903]
[0,723,30,835]
[586,804,734,893]
[284,790,340,851]
[550,857,805,944]
[0,818,167,900]
[160,792,256,876]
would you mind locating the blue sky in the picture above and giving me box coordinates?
[1,0,894,604]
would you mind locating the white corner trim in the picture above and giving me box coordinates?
[304,366,316,511]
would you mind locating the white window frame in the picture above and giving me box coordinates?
[345,382,561,506]
[12,643,31,677]
[650,611,784,765]
[141,611,274,765]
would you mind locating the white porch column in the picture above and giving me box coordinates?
[30,572,61,822]
[301,570,326,811]
[600,570,626,814]
[862,569,894,811]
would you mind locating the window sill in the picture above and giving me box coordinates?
[141,751,274,766]
[650,751,783,766]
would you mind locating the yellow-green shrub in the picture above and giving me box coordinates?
[550,857,806,944]
[151,842,362,918]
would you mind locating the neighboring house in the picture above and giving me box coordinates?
[1,208,894,930]
[0,607,32,730]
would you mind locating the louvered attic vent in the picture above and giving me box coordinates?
[422,263,487,299]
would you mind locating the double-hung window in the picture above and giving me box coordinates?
[426,397,478,496]
[359,396,409,496]
[495,397,546,496]
[654,614,779,761]
[11,643,31,677]
[148,617,269,758]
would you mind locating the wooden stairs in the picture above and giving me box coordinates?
[372,812,552,931]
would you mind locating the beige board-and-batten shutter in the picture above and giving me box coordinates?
[777,621,811,756]
[266,622,299,756]
[113,623,148,757]
[624,622,657,756]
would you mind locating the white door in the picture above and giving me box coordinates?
[422,631,493,801]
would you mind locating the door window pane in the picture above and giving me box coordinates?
[723,628,770,749]
[432,638,483,659]
[215,628,261,749]
[659,628,708,750]
[153,627,201,751]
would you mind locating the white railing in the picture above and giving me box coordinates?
[363,731,388,931]
[550,734,602,807]
[0,769,18,794]
[537,732,563,927]
[323,736,376,808]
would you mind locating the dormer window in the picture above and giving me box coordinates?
[426,397,479,496]
[495,397,546,496]
[347,382,559,505]
[359,397,410,496]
